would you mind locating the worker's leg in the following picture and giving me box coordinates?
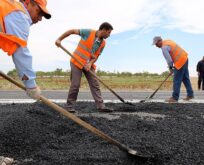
[198,75,202,90]
[67,62,82,107]
[182,60,194,97]
[172,66,185,100]
[201,75,204,90]
[84,68,105,109]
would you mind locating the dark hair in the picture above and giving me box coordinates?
[99,22,113,30]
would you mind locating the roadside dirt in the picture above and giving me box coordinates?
[0,102,204,165]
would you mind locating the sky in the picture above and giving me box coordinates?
[1,0,204,76]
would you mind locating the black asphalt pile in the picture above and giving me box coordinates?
[0,102,204,165]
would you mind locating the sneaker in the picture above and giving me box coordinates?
[165,97,178,103]
[183,96,194,101]
[98,107,113,113]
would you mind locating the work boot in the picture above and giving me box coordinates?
[183,96,194,101]
[64,104,76,113]
[165,97,178,103]
[0,156,14,165]
[98,107,114,113]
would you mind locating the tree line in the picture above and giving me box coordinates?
[7,68,170,77]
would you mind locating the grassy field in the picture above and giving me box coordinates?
[0,75,199,91]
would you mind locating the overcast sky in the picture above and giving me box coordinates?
[1,0,204,76]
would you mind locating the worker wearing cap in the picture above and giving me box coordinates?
[55,22,114,112]
[0,0,51,99]
[152,36,194,102]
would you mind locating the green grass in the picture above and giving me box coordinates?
[0,75,173,90]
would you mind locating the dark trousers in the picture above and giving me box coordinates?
[67,62,105,109]
[198,74,204,90]
[172,60,194,100]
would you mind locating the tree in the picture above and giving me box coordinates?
[7,69,18,77]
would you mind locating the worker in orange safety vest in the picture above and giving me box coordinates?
[0,0,51,99]
[55,22,114,113]
[153,36,194,103]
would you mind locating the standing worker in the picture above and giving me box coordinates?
[0,0,51,163]
[0,0,51,100]
[55,22,114,112]
[196,56,204,90]
[152,36,194,102]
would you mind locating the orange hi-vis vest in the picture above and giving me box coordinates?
[71,30,105,70]
[0,0,27,55]
[162,40,188,70]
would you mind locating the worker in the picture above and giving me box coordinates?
[55,22,114,112]
[196,56,204,90]
[0,0,51,100]
[152,36,194,102]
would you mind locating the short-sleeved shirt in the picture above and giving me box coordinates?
[79,29,104,55]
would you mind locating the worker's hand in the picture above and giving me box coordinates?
[26,86,41,100]
[90,54,96,60]
[55,39,61,47]
[169,66,174,74]
[169,68,173,74]
[84,63,92,71]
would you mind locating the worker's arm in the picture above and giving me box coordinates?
[84,55,99,71]
[87,46,104,65]
[55,29,79,47]
[197,61,201,72]
[197,61,201,76]
[84,42,105,71]
[5,10,37,89]
[162,46,174,72]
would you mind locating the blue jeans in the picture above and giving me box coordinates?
[172,60,194,100]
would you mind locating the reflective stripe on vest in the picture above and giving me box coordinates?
[74,49,89,61]
[0,0,27,55]
[162,40,188,69]
[71,30,105,70]
[78,42,92,54]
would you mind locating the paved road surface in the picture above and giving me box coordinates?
[0,90,203,100]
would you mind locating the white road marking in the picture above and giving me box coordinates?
[0,99,204,104]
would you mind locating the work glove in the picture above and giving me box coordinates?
[0,156,14,165]
[26,86,41,100]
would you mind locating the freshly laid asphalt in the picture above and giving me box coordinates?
[0,101,204,165]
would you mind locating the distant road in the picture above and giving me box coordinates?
[0,90,203,100]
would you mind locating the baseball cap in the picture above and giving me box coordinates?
[152,36,162,45]
[34,0,51,19]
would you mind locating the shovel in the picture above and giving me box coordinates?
[140,72,172,103]
[0,70,151,159]
[58,44,135,106]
